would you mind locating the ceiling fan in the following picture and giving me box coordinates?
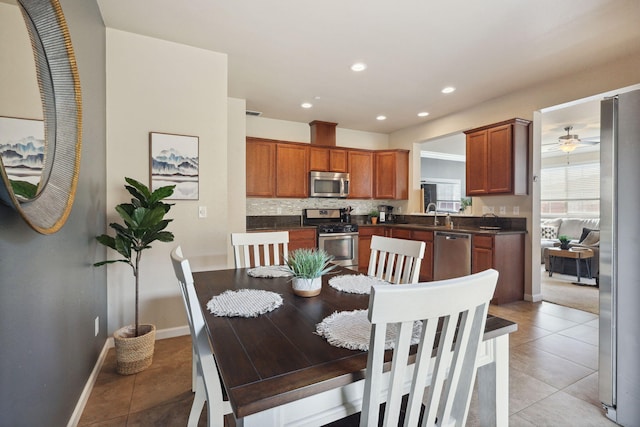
[544,126,600,153]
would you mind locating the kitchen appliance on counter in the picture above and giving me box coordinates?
[309,171,350,198]
[433,231,471,280]
[599,89,640,425]
[378,205,394,223]
[303,208,358,270]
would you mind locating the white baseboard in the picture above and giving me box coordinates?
[67,325,190,427]
[525,293,543,302]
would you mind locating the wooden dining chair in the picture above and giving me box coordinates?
[368,235,426,284]
[170,246,233,427]
[359,269,499,427]
[231,231,289,268]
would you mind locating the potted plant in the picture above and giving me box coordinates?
[558,235,571,250]
[94,177,175,374]
[459,197,472,215]
[369,209,380,224]
[285,248,335,297]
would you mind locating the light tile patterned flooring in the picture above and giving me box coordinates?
[79,301,616,426]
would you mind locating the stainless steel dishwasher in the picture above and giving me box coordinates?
[433,231,472,280]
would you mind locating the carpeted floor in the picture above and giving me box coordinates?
[540,265,599,314]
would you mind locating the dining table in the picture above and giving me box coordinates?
[193,265,517,426]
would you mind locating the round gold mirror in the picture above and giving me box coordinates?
[0,0,82,234]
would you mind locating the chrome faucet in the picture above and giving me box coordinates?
[426,202,439,226]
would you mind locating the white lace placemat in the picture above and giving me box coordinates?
[206,289,283,317]
[328,274,388,294]
[247,265,292,278]
[316,310,422,351]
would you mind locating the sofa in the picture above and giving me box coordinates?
[541,218,600,280]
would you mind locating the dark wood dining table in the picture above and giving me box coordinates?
[193,265,516,426]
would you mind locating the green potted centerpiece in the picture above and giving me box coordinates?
[369,209,380,224]
[285,248,335,297]
[559,235,571,250]
[94,177,175,375]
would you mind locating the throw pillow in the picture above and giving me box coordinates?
[541,225,558,239]
[579,227,597,243]
[581,230,600,246]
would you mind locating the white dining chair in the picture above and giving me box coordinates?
[170,246,233,427]
[359,269,499,427]
[368,235,426,284]
[231,231,289,268]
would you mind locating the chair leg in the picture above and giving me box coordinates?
[188,376,206,427]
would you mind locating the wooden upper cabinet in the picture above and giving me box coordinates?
[276,143,308,197]
[246,138,276,197]
[465,118,530,196]
[347,150,374,199]
[309,147,347,172]
[374,150,409,200]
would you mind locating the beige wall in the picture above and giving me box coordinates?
[105,28,229,333]
[246,115,389,149]
[390,52,640,302]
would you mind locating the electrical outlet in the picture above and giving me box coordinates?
[94,316,99,337]
[198,206,207,218]
[276,207,282,215]
[499,206,506,215]
[513,206,520,215]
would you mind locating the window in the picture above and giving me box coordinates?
[422,178,462,213]
[541,162,599,217]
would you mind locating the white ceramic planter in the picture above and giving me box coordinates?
[292,276,322,297]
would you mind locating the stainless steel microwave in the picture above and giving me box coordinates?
[309,171,350,198]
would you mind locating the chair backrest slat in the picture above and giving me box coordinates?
[231,231,289,268]
[360,269,499,427]
[367,235,426,284]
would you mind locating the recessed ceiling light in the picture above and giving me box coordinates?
[418,112,430,117]
[301,102,313,109]
[351,62,367,72]
[376,115,387,121]
[441,86,456,94]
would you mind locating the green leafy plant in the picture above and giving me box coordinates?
[558,235,570,249]
[459,197,472,212]
[369,209,379,218]
[285,248,336,279]
[94,177,175,337]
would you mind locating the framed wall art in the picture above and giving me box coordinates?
[149,132,199,200]
[0,116,45,196]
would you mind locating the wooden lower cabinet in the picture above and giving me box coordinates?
[472,233,524,304]
[410,230,434,282]
[386,227,434,282]
[358,226,385,274]
[287,228,317,252]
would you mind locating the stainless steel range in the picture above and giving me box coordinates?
[303,208,358,271]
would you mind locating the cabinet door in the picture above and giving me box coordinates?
[348,150,374,199]
[309,147,330,171]
[465,130,488,195]
[374,151,409,200]
[358,226,384,273]
[276,144,308,197]
[389,227,412,239]
[487,124,513,193]
[329,149,347,172]
[472,235,494,273]
[288,228,317,252]
[246,139,276,197]
[411,230,434,282]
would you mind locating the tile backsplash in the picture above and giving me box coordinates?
[246,198,402,216]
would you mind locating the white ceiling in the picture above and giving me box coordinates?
[97,0,640,135]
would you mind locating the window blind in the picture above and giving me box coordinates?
[541,162,599,217]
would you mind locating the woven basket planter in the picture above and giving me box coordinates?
[113,324,156,375]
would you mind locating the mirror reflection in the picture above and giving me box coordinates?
[0,1,45,200]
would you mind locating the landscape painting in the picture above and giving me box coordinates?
[0,116,45,191]
[149,132,199,200]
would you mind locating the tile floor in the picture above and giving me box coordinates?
[79,301,616,426]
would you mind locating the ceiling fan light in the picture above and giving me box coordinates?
[559,143,578,153]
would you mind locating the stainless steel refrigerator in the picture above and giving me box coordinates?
[599,89,640,425]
